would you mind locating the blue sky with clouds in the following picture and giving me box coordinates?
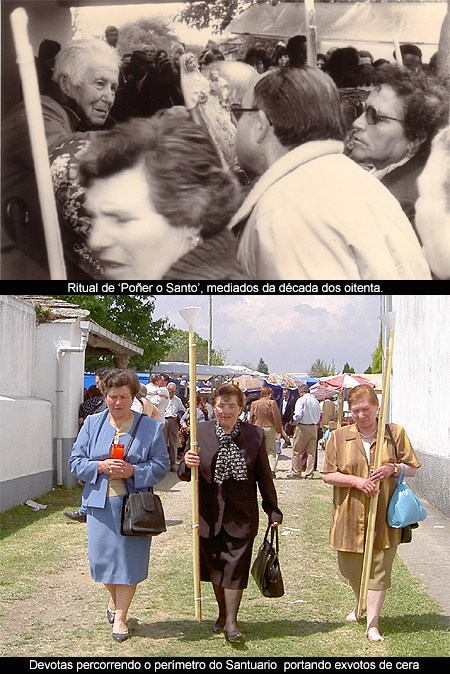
[152,294,382,374]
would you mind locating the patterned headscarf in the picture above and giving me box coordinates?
[213,419,248,485]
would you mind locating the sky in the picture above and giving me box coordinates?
[72,3,214,45]
[151,294,382,374]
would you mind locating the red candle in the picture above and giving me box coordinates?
[112,443,124,460]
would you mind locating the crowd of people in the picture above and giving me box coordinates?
[67,370,421,644]
[2,25,449,280]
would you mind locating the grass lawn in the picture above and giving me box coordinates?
[0,470,448,659]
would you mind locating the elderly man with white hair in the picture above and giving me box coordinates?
[1,39,120,279]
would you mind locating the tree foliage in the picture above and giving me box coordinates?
[53,295,173,372]
[118,16,181,54]
[163,328,228,365]
[257,357,269,374]
[308,358,336,377]
[371,330,383,374]
[342,362,356,373]
[179,0,251,33]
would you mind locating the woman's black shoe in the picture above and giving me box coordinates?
[212,621,224,634]
[112,630,129,642]
[224,630,244,642]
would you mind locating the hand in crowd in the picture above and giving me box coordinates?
[370,463,395,484]
[184,447,201,468]
[98,458,134,479]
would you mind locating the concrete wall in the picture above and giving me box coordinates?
[0,296,87,511]
[390,295,450,516]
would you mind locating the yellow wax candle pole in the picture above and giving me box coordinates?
[357,328,395,619]
[10,8,66,279]
[179,307,202,622]
[393,33,403,66]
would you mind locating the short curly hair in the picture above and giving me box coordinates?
[79,114,241,239]
[101,369,141,398]
[372,65,449,151]
[212,383,245,409]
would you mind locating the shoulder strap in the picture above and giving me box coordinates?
[124,413,145,456]
[385,423,398,457]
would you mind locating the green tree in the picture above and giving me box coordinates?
[308,358,336,377]
[117,16,180,54]
[371,330,383,373]
[342,362,356,373]
[164,328,228,365]
[257,357,269,374]
[53,295,172,372]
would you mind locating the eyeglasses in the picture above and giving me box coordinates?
[356,103,404,126]
[230,103,272,126]
[215,403,240,411]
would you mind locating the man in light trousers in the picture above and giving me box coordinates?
[287,385,321,479]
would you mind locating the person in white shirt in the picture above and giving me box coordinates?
[146,374,170,424]
[287,385,321,479]
[164,382,186,471]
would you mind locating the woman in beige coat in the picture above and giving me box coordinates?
[322,385,421,642]
[250,387,290,476]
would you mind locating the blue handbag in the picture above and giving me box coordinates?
[387,463,427,528]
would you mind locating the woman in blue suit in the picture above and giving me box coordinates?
[69,369,168,642]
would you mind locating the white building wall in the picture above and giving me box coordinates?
[0,295,36,396]
[390,295,450,515]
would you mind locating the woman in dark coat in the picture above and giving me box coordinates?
[178,383,282,642]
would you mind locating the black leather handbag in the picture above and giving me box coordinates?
[119,413,166,537]
[251,524,284,598]
[121,490,166,537]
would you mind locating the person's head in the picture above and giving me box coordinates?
[79,114,240,279]
[394,44,422,72]
[129,50,149,79]
[95,367,111,386]
[348,385,378,430]
[244,48,267,74]
[298,384,310,396]
[138,384,149,400]
[341,63,374,89]
[352,65,449,169]
[150,374,162,385]
[327,47,360,88]
[156,49,169,69]
[171,42,185,68]
[316,53,327,70]
[167,382,177,397]
[282,388,290,398]
[122,53,132,67]
[358,50,373,66]
[373,58,390,71]
[271,45,289,68]
[53,39,120,127]
[260,387,272,398]
[38,39,61,68]
[160,374,170,386]
[105,26,119,48]
[101,368,141,419]
[235,67,346,174]
[181,52,198,74]
[87,384,101,398]
[286,35,307,68]
[213,383,245,431]
[142,43,157,64]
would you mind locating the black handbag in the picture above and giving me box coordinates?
[117,413,166,537]
[251,524,284,598]
[121,490,166,537]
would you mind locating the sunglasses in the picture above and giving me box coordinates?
[230,103,272,126]
[356,103,404,126]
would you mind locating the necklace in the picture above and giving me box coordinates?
[359,428,377,441]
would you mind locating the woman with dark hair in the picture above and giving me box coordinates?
[178,384,283,642]
[78,112,245,280]
[322,385,420,642]
[69,369,168,642]
[351,64,449,229]
[326,47,360,89]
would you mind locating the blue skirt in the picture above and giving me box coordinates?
[87,495,151,585]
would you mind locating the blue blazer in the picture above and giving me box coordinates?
[69,410,169,508]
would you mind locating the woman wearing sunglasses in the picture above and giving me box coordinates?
[351,65,449,232]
